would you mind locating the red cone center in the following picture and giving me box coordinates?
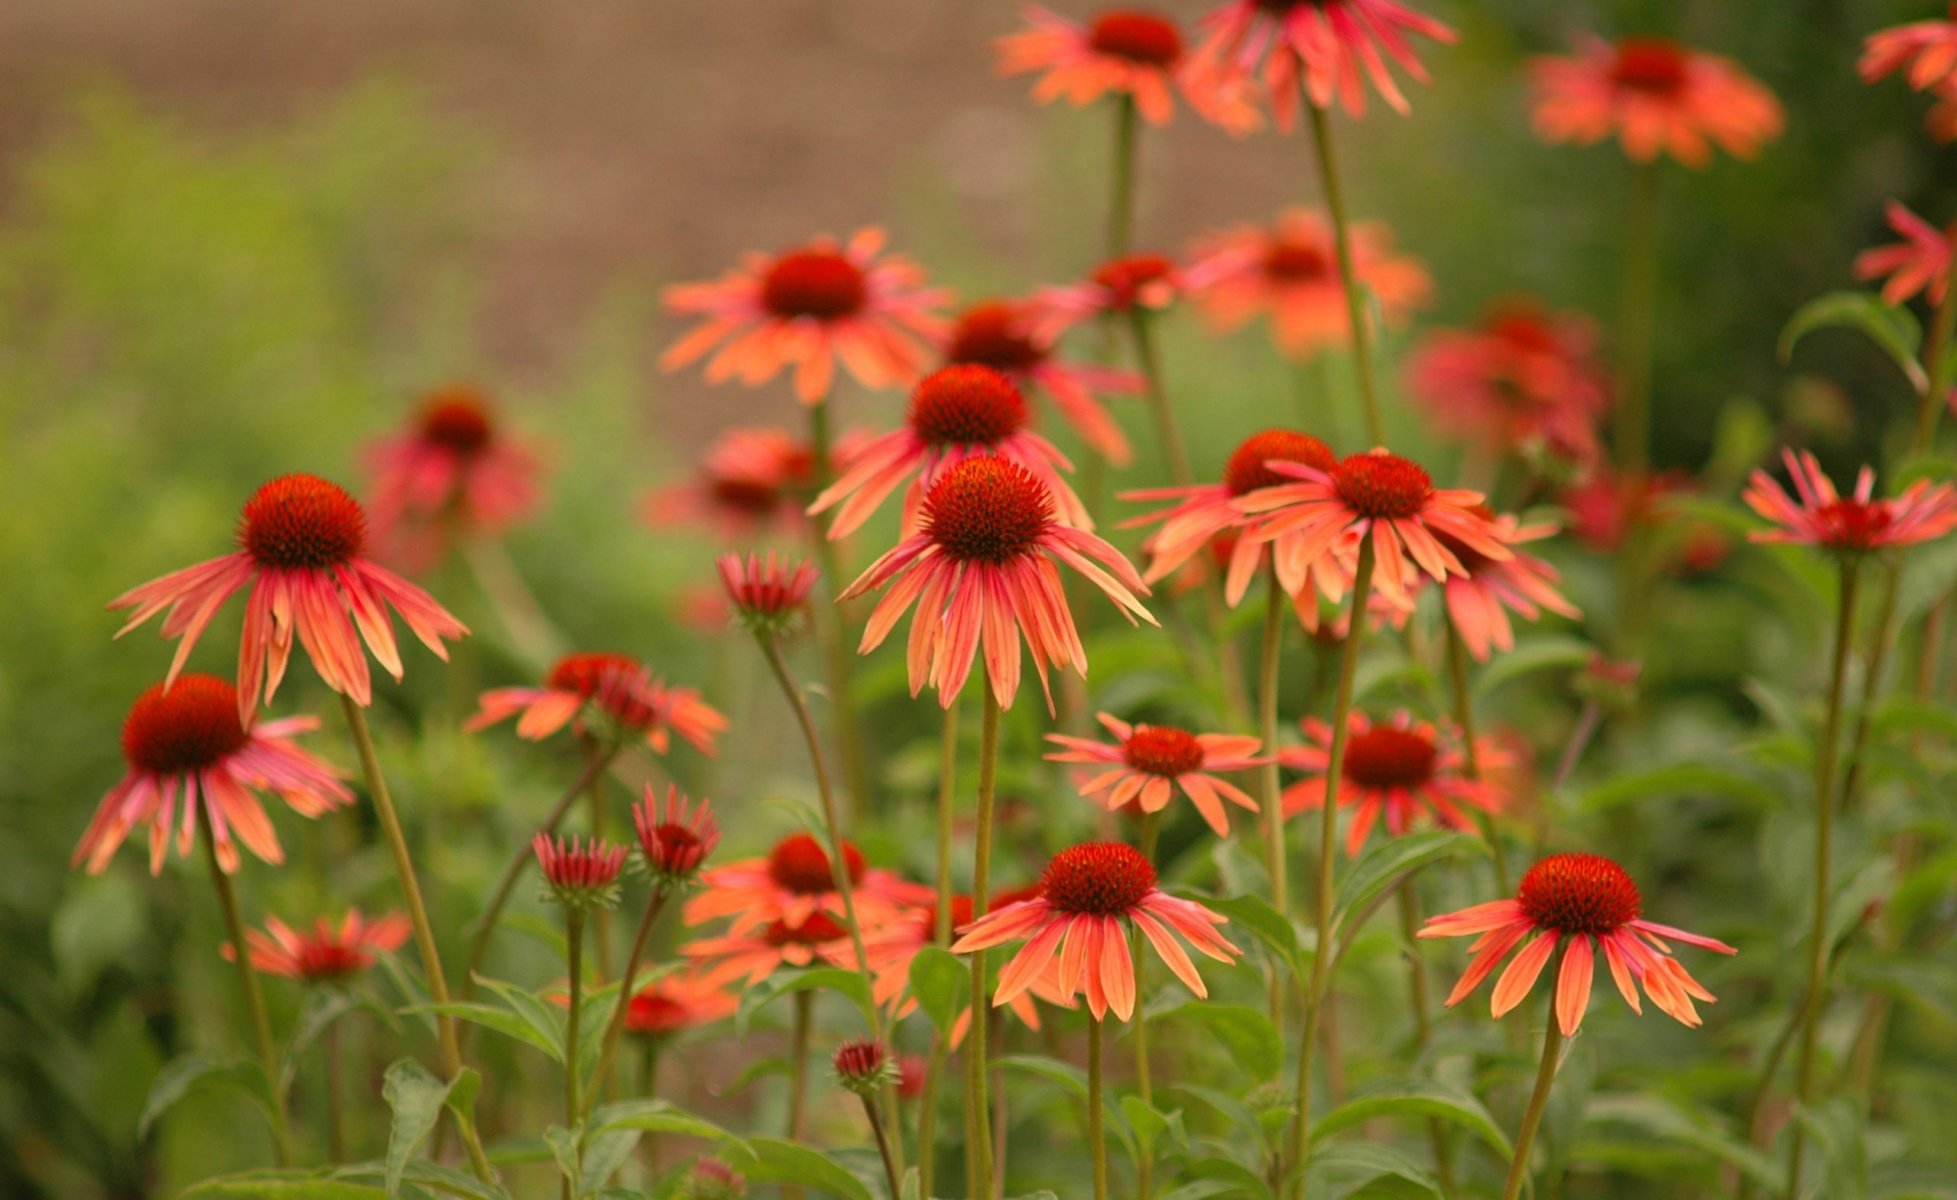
[1332,452,1433,520]
[922,456,1054,564]
[1122,724,1206,777]
[418,393,494,453]
[945,303,1047,374]
[1040,841,1157,915]
[1343,724,1438,790]
[1225,428,1336,496]
[121,675,252,775]
[1517,852,1642,935]
[767,833,866,894]
[909,365,1028,446]
[761,249,868,320]
[1610,39,1689,95]
[239,474,367,570]
[1088,11,1183,66]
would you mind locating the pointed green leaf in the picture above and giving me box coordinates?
[140,1054,276,1140]
[409,1002,561,1062]
[1780,291,1925,391]
[1154,1002,1282,1081]
[1334,832,1478,934]
[181,1172,385,1199]
[382,1060,456,1198]
[906,947,968,1033]
[733,968,872,1038]
[1310,1079,1511,1158]
[726,1136,874,1200]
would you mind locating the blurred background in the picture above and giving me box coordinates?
[4,0,1955,1195]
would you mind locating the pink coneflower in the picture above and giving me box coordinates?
[465,651,726,756]
[1744,448,1957,556]
[683,833,930,938]
[1861,6,1957,95]
[660,228,949,404]
[1124,428,1343,611]
[619,973,740,1038]
[996,7,1257,131]
[74,675,352,875]
[1187,0,1457,126]
[1236,449,1512,604]
[685,911,857,987]
[717,551,819,635]
[642,427,824,541]
[1405,301,1611,468]
[1855,201,1952,307]
[230,910,411,983]
[633,784,720,887]
[942,300,1142,465]
[1186,209,1431,360]
[1529,36,1783,167]
[1033,254,1188,340]
[1560,467,1672,553]
[953,842,1239,1021]
[534,834,628,909]
[1280,711,1506,855]
[809,365,1089,539]
[363,383,544,570]
[840,456,1156,711]
[1431,507,1581,661]
[109,474,468,723]
[1046,713,1264,836]
[1419,852,1737,1034]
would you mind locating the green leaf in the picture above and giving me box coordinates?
[1471,636,1595,701]
[281,991,358,1095]
[996,1056,1135,1159]
[1178,1156,1274,1200]
[1793,1099,1869,1200]
[1780,291,1926,391]
[410,1002,561,1062]
[1194,892,1304,978]
[906,947,968,1034]
[382,1059,457,1198]
[593,1099,748,1148]
[1154,1002,1283,1081]
[734,968,873,1038]
[726,1137,874,1200]
[1334,831,1478,935]
[1307,1143,1440,1198]
[1121,1095,1171,1160]
[473,975,567,1057]
[140,1053,276,1140]
[1577,762,1779,814]
[1584,1094,1782,1193]
[544,1124,583,1194]
[1310,1079,1511,1158]
[182,1172,385,1199]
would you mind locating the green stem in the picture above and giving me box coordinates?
[339,696,493,1183]
[562,908,585,1200]
[1259,564,1289,1024]
[1135,811,1161,1200]
[919,700,961,1196]
[202,824,292,1166]
[584,887,671,1120]
[1785,560,1863,1200]
[1128,311,1190,487]
[863,1091,904,1200]
[1444,620,1509,894]
[461,537,567,671]
[1398,883,1455,1198]
[1305,100,1384,447]
[1502,987,1568,1200]
[968,700,1002,1200]
[1911,221,1957,451]
[1287,538,1376,1199]
[324,1014,346,1162]
[1088,1015,1109,1200]
[808,397,875,821]
[1108,94,1139,260]
[786,991,813,1200]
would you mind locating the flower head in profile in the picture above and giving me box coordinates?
[1406,301,1611,469]
[1861,7,1957,94]
[642,427,826,541]
[996,7,1257,131]
[109,474,469,722]
[1034,253,1188,340]
[660,228,949,404]
[1743,448,1957,558]
[619,972,740,1038]
[1046,713,1265,836]
[717,551,819,636]
[1187,0,1457,126]
[809,365,1089,539]
[1280,711,1506,855]
[831,1038,897,1096]
[942,300,1143,465]
[1855,201,1952,307]
[683,832,930,938]
[363,383,545,570]
[74,675,352,875]
[1529,36,1783,167]
[1124,428,1343,613]
[634,784,720,888]
[534,834,628,910]
[1430,506,1581,661]
[465,651,726,756]
[684,911,857,986]
[229,910,411,984]
[1186,209,1430,360]
[841,456,1156,711]
[952,842,1239,1021]
[1236,449,1512,604]
[1420,852,1736,1033]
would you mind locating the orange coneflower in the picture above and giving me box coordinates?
[1404,301,1611,469]
[841,890,1061,1046]
[109,474,468,722]
[1429,507,1580,661]
[1186,209,1430,360]
[809,365,1089,539]
[618,972,740,1038]
[1743,448,1957,556]
[1046,713,1265,836]
[953,842,1239,1022]
[1280,711,1506,855]
[231,910,411,983]
[841,456,1155,711]
[641,427,830,542]
[363,383,544,571]
[1033,253,1188,340]
[1528,36,1782,167]
[685,911,858,987]
[1861,5,1957,93]
[682,833,930,939]
[465,651,725,757]
[1420,852,1736,1034]
[996,6,1258,131]
[1187,0,1457,126]
[942,299,1142,465]
[73,675,352,875]
[661,228,949,404]
[1855,201,1952,307]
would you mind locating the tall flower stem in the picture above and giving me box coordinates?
[339,697,493,1183]
[1397,881,1455,1198]
[561,907,586,1200]
[861,1087,904,1200]
[323,1016,347,1162]
[787,990,813,1200]
[1088,1015,1110,1200]
[201,825,292,1166]
[1305,100,1384,446]
[918,700,961,1195]
[1258,564,1290,1024]
[462,538,567,672]
[968,699,1003,1200]
[1783,560,1863,1200]
[1286,539,1376,1198]
[464,742,622,1005]
[1502,984,1569,1200]
[1133,811,1162,1199]
[1444,620,1509,893]
[1910,222,1957,451]
[1108,94,1139,259]
[584,887,672,1119]
[754,631,904,1177]
[807,397,875,820]
[585,772,614,983]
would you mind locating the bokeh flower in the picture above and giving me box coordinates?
[1405,301,1610,468]
[230,910,411,983]
[843,892,1057,1045]
[1529,36,1783,166]
[641,427,826,541]
[1860,7,1957,95]
[840,456,1155,710]
[1033,253,1187,340]
[1420,852,1737,1033]
[1046,713,1264,836]
[1854,201,1952,306]
[109,474,468,721]
[363,383,544,570]
[660,228,948,403]
[1431,507,1581,661]
[1188,0,1456,124]
[1280,711,1505,855]
[74,675,352,875]
[683,832,929,938]
[685,911,857,986]
[465,651,726,756]
[996,6,1254,128]
[942,299,1142,465]
[618,972,740,1038]
[1743,447,1957,557]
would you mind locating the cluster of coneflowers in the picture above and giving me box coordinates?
[72,4,1957,1200]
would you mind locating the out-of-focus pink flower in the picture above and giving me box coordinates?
[533,834,628,909]
[1046,713,1265,836]
[1405,301,1610,468]
[1744,447,1957,556]
[1187,0,1456,126]
[1529,36,1782,167]
[1279,711,1507,855]
[996,6,1256,131]
[1033,253,1188,340]
[364,384,545,571]
[684,832,930,938]
[230,910,411,983]
[1855,201,1953,307]
[634,784,720,887]
[465,651,726,757]
[717,551,819,634]
[942,300,1143,465]
[641,427,827,542]
[1861,6,1957,96]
